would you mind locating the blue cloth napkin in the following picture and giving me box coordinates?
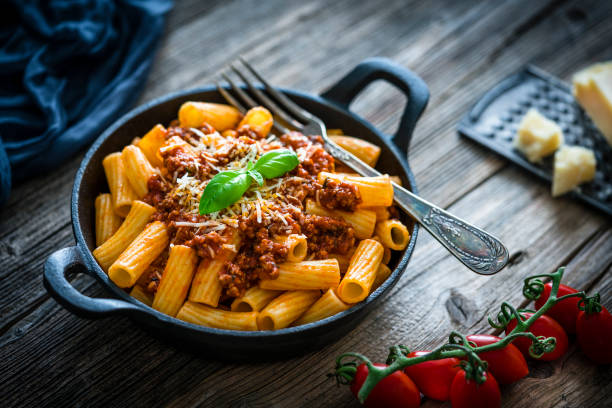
[0,0,173,205]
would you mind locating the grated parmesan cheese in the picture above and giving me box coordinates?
[174,221,220,228]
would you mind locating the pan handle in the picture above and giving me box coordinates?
[321,57,429,155]
[43,246,143,319]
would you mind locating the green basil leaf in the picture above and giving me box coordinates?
[247,169,264,186]
[253,149,299,179]
[199,170,252,214]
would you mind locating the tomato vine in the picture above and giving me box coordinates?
[333,266,598,403]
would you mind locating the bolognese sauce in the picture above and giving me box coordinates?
[141,123,358,298]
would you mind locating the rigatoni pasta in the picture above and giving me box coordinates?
[130,285,154,306]
[259,259,340,291]
[305,199,376,239]
[274,234,308,262]
[102,152,138,217]
[92,200,155,271]
[92,102,411,331]
[178,101,242,131]
[318,172,393,207]
[177,301,258,331]
[329,135,381,167]
[257,290,320,330]
[122,145,156,198]
[372,263,392,291]
[294,289,351,325]
[138,124,167,167]
[371,235,392,264]
[337,239,384,303]
[189,231,240,307]
[375,219,410,251]
[231,287,281,312]
[95,193,122,247]
[108,221,169,288]
[153,245,199,316]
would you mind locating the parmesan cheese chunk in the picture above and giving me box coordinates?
[514,109,564,162]
[573,62,612,147]
[552,145,596,197]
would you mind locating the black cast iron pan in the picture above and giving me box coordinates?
[43,58,429,359]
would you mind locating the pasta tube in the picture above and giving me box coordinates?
[238,107,273,138]
[371,235,391,264]
[259,259,340,291]
[334,162,359,175]
[189,231,241,307]
[178,101,242,131]
[368,206,391,221]
[273,234,308,262]
[102,152,138,217]
[294,289,351,325]
[122,145,156,198]
[329,135,381,167]
[257,290,320,330]
[137,124,167,167]
[177,301,258,331]
[95,194,121,247]
[318,172,393,207]
[93,200,155,271]
[231,287,281,312]
[305,200,376,239]
[157,135,200,170]
[329,252,353,274]
[375,219,410,250]
[188,258,225,307]
[372,263,392,291]
[130,285,154,306]
[108,221,169,288]
[152,245,199,317]
[389,175,402,186]
[337,239,383,303]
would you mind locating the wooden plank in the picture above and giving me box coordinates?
[0,157,79,329]
[0,274,225,408]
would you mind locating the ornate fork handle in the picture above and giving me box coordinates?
[326,142,509,275]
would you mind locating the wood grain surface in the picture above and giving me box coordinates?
[1,0,610,407]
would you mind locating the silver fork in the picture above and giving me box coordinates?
[217,58,509,275]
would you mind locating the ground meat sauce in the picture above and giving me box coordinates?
[281,132,334,177]
[318,178,361,211]
[145,125,360,298]
[222,226,289,298]
[140,250,168,293]
[184,231,227,259]
[301,214,355,259]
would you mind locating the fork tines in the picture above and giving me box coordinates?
[218,58,317,135]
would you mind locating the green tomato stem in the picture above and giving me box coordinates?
[342,267,588,403]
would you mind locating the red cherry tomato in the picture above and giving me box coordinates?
[403,351,460,401]
[466,334,528,384]
[576,306,612,364]
[535,282,580,334]
[350,363,421,408]
[450,369,501,408]
[505,312,569,361]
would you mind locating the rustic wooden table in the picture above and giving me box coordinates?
[2,0,611,406]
